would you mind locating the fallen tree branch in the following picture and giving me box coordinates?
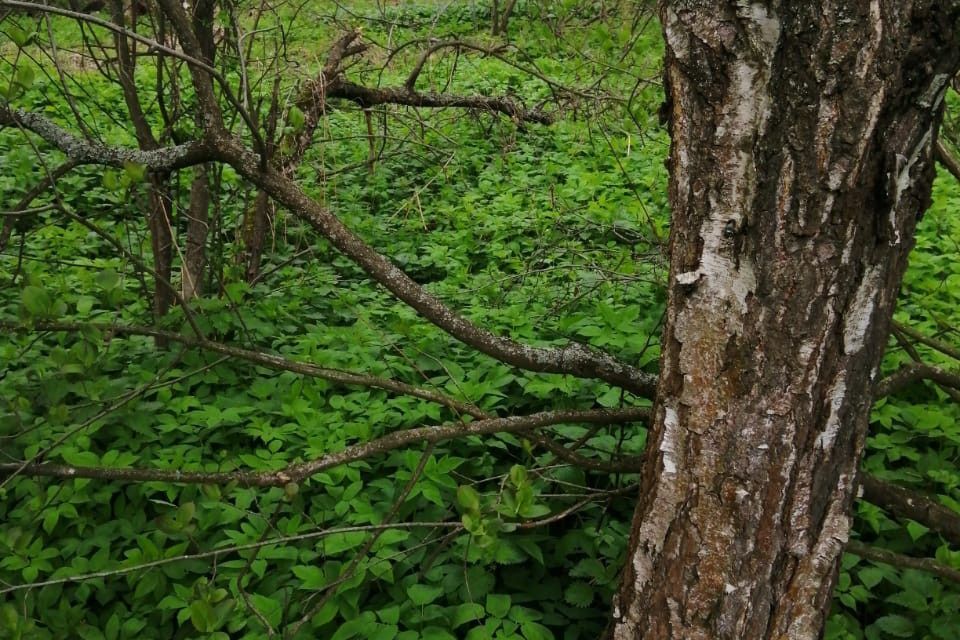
[329,81,553,124]
[846,540,960,584]
[0,406,650,487]
[1,105,654,396]
[215,136,657,396]
[859,475,960,547]
[291,33,551,165]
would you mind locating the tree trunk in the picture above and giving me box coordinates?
[147,176,175,319]
[613,2,960,638]
[111,0,175,325]
[239,190,273,284]
[181,165,210,301]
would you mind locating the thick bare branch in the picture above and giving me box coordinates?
[859,475,960,547]
[936,139,960,183]
[330,81,553,124]
[290,34,547,165]
[0,105,217,171]
[0,106,652,394]
[214,137,656,396]
[874,362,960,397]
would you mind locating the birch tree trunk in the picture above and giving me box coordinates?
[613,2,960,638]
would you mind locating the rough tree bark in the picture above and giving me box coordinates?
[111,0,175,321]
[613,2,960,639]
[181,165,209,300]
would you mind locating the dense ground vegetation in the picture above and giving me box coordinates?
[1,2,960,639]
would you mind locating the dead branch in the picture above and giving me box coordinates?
[330,81,553,124]
[846,540,960,584]
[0,106,655,395]
[859,475,960,547]
[874,362,960,397]
[893,321,960,361]
[0,407,650,487]
[215,136,656,396]
[936,139,960,183]
[0,104,216,170]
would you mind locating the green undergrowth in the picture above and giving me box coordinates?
[1,2,959,639]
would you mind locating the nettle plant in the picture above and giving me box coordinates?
[0,2,960,640]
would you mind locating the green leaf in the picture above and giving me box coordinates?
[14,65,34,90]
[310,600,339,627]
[249,594,282,628]
[104,613,121,640]
[485,594,511,619]
[492,541,525,565]
[465,627,495,640]
[521,622,555,640]
[872,615,914,638]
[42,510,58,535]
[21,286,51,317]
[858,566,885,589]
[123,162,147,184]
[76,626,106,640]
[421,627,456,640]
[288,105,306,132]
[96,269,120,290]
[564,582,594,608]
[377,605,400,625]
[6,24,32,47]
[330,612,377,640]
[323,531,367,554]
[509,465,528,487]
[885,590,927,612]
[451,602,485,628]
[189,600,217,633]
[371,625,399,640]
[292,565,326,589]
[513,538,544,564]
[457,485,481,512]
[407,583,443,606]
[570,558,606,580]
[60,449,99,467]
[906,520,929,541]
[931,618,960,640]
[0,603,18,630]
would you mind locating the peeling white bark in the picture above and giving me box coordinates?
[842,264,882,355]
